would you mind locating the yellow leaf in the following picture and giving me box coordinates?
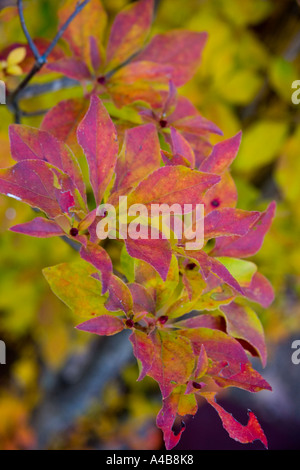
[6,64,23,75]
[234,120,289,172]
[7,47,26,66]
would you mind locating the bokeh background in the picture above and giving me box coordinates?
[0,0,300,450]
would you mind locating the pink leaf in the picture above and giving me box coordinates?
[76,315,124,336]
[148,330,195,398]
[77,95,119,204]
[212,201,276,258]
[9,124,86,203]
[175,115,223,136]
[10,217,65,238]
[204,208,260,239]
[169,127,195,167]
[194,344,209,378]
[200,132,242,174]
[129,330,154,381]
[111,123,161,199]
[80,242,113,294]
[128,282,156,314]
[47,58,92,81]
[220,302,267,367]
[136,30,208,86]
[106,0,154,70]
[125,235,172,282]
[0,160,78,217]
[105,274,133,314]
[126,165,220,209]
[243,272,274,308]
[202,171,238,214]
[184,250,244,295]
[41,98,89,150]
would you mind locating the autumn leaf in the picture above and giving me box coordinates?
[202,392,268,448]
[105,0,154,70]
[43,261,110,319]
[10,217,65,238]
[135,30,208,86]
[77,95,119,205]
[76,315,125,336]
[79,241,113,294]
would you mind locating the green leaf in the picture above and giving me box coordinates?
[215,257,257,286]
[43,260,110,319]
[233,120,289,172]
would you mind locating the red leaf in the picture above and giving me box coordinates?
[202,171,238,214]
[175,315,225,331]
[80,242,113,294]
[204,208,260,239]
[243,272,274,308]
[212,201,276,258]
[136,30,208,86]
[169,127,195,168]
[148,330,195,398]
[9,125,86,203]
[194,344,209,378]
[203,392,268,448]
[41,98,89,150]
[0,160,78,217]
[10,217,65,238]
[184,250,244,295]
[180,327,271,392]
[157,388,197,450]
[180,327,249,379]
[105,274,133,314]
[161,150,191,168]
[220,302,267,367]
[125,235,172,282]
[175,115,223,136]
[47,58,92,81]
[76,315,124,336]
[129,330,154,381]
[106,0,154,70]
[58,0,107,65]
[111,60,173,84]
[168,95,198,123]
[128,282,156,314]
[111,123,161,200]
[126,165,220,208]
[77,95,119,204]
[200,132,242,174]
[213,362,272,392]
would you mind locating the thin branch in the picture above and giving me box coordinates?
[32,331,133,448]
[18,77,79,100]
[17,0,41,62]
[41,0,91,63]
[9,0,91,123]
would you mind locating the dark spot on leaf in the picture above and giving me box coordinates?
[186,262,197,270]
[158,315,168,325]
[70,227,79,237]
[159,119,168,128]
[192,381,202,389]
[97,76,106,85]
[211,198,220,208]
[125,319,134,328]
